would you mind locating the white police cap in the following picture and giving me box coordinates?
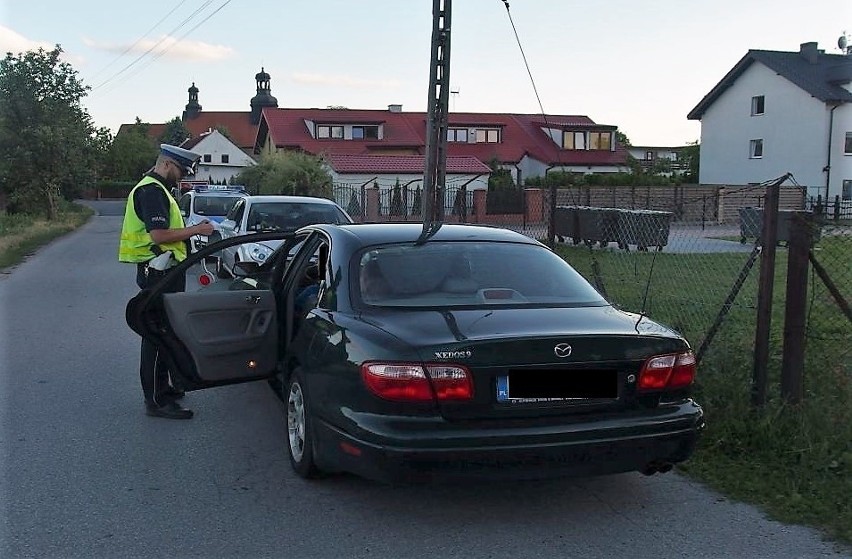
[160,144,202,175]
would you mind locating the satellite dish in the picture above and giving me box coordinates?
[839,35,848,50]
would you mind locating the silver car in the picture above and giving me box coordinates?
[212,195,352,277]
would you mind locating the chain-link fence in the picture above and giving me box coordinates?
[543,181,850,408]
[333,179,849,381]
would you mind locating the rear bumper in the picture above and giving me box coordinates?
[313,401,704,483]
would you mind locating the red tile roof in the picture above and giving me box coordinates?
[259,107,628,168]
[118,113,259,151]
[118,107,628,172]
[325,154,491,174]
[181,112,259,149]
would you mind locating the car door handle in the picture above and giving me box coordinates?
[245,295,261,305]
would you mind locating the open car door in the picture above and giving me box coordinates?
[126,231,295,391]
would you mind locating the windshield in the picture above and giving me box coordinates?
[356,241,607,308]
[247,202,349,232]
[192,195,242,217]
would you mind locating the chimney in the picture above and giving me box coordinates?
[388,104,402,113]
[799,42,820,64]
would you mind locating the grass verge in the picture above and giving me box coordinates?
[555,238,851,545]
[0,202,94,270]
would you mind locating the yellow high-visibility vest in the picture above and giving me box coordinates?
[118,176,188,263]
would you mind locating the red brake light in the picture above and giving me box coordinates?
[669,352,697,388]
[638,352,696,391]
[361,363,432,401]
[426,365,474,400]
[361,363,473,402]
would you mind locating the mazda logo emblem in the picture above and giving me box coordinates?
[554,343,573,358]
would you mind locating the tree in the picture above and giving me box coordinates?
[159,116,190,146]
[108,118,157,180]
[679,141,700,183]
[0,46,103,218]
[486,157,514,190]
[616,130,632,148]
[235,151,332,198]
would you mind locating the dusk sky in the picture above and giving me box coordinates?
[2,0,848,145]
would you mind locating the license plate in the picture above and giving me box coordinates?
[496,370,617,403]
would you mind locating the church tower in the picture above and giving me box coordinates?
[250,67,278,124]
[183,82,202,120]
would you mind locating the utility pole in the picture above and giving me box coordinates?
[421,0,452,239]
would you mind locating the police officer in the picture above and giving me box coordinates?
[119,144,215,419]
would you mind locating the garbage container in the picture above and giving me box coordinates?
[739,207,762,243]
[738,207,821,244]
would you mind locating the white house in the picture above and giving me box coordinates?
[688,41,852,201]
[626,145,688,175]
[180,129,256,184]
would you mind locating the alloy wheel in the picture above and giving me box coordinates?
[287,381,306,462]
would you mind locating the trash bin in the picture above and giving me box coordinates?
[738,207,821,244]
[616,209,672,251]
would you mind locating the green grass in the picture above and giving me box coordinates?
[0,202,93,270]
[555,239,852,544]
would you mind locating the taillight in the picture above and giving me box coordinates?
[361,362,474,402]
[638,351,696,391]
[425,365,474,400]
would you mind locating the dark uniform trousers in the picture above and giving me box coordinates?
[136,263,186,405]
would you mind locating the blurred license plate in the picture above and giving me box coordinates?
[496,370,617,403]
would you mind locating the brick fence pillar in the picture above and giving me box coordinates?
[525,188,543,222]
[473,189,487,223]
[366,187,380,222]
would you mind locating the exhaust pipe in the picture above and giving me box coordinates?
[641,461,674,476]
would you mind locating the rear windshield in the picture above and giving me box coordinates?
[192,195,241,217]
[356,241,606,308]
[247,202,349,232]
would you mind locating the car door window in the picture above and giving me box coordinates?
[226,199,245,231]
[178,194,191,215]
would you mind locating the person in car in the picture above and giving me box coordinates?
[119,144,215,420]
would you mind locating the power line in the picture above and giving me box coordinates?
[91,0,217,92]
[87,0,190,82]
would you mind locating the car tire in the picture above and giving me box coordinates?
[286,370,322,479]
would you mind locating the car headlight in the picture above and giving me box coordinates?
[247,243,272,262]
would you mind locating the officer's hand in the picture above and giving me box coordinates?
[195,221,215,236]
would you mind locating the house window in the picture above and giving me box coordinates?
[317,125,344,139]
[843,180,852,201]
[749,139,764,158]
[562,131,586,150]
[645,151,654,161]
[447,128,469,142]
[352,125,380,140]
[589,132,611,150]
[751,95,765,116]
[474,128,500,143]
[845,132,852,154]
[203,154,212,163]
[221,154,229,164]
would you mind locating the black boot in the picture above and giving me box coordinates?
[162,386,186,401]
[145,400,193,420]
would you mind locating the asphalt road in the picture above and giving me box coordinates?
[1,201,849,559]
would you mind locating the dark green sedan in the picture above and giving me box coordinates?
[127,223,704,482]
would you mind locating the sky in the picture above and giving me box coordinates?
[1,0,849,146]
